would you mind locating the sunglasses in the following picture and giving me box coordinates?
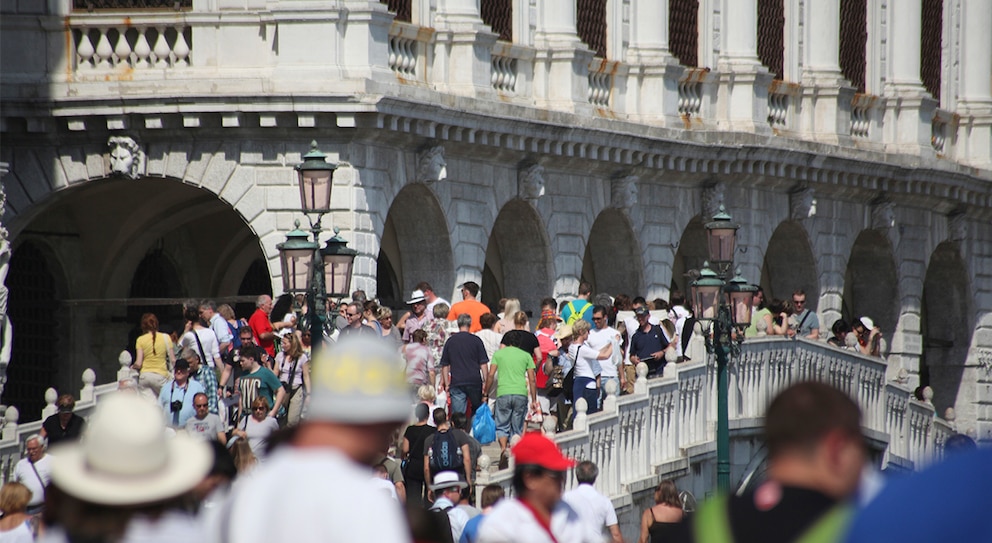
[252,407,266,411]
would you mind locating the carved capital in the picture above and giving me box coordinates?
[611,175,638,209]
[416,144,446,184]
[107,136,145,180]
[518,164,545,201]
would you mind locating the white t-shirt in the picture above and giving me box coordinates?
[477,498,600,543]
[209,448,411,543]
[185,413,224,441]
[209,313,233,346]
[562,484,619,539]
[242,416,279,462]
[587,327,621,378]
[181,328,221,368]
[14,454,53,507]
[568,344,602,388]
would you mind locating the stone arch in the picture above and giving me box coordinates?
[126,247,186,332]
[921,242,972,415]
[376,184,455,308]
[842,230,899,338]
[581,209,644,297]
[235,259,274,319]
[2,239,67,419]
[483,200,554,315]
[761,221,820,309]
[671,216,708,296]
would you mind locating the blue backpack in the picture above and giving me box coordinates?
[428,429,462,474]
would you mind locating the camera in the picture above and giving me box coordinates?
[170,400,183,413]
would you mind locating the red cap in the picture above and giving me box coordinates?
[511,432,576,471]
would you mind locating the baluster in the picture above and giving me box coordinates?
[152,26,171,67]
[95,28,113,69]
[173,27,191,67]
[134,28,152,68]
[111,28,128,68]
[41,388,58,420]
[76,29,95,70]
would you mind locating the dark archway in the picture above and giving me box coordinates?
[672,217,708,296]
[921,242,971,415]
[2,241,63,419]
[124,248,186,359]
[582,209,643,297]
[236,259,273,319]
[376,184,454,309]
[761,221,819,308]
[842,230,899,338]
[483,200,553,316]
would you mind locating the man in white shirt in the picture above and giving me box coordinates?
[13,434,53,513]
[587,305,622,400]
[200,300,234,353]
[562,461,623,543]
[429,471,471,542]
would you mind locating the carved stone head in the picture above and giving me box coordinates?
[108,136,144,180]
[518,164,545,201]
[871,200,896,230]
[612,175,638,210]
[790,187,816,220]
[702,181,725,221]
[416,144,446,184]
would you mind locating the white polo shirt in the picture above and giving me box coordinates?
[562,483,619,538]
[14,454,53,507]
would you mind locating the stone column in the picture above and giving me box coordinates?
[433,0,499,95]
[799,0,855,142]
[715,0,773,132]
[956,0,992,167]
[532,0,593,113]
[626,0,683,122]
[882,0,936,152]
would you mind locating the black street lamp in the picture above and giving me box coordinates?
[690,205,758,493]
[277,142,357,356]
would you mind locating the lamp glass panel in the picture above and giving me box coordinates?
[706,226,737,263]
[298,170,333,213]
[323,253,355,298]
[728,290,754,327]
[280,247,314,292]
[694,284,721,322]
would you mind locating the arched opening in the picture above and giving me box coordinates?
[4,177,266,411]
[921,242,971,415]
[376,185,454,309]
[483,200,553,316]
[761,221,819,308]
[581,209,643,297]
[236,259,274,319]
[842,230,898,339]
[2,241,63,419]
[671,217,708,296]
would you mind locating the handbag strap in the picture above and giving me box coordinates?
[192,329,209,367]
[29,460,45,499]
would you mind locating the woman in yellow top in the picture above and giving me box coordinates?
[133,312,175,397]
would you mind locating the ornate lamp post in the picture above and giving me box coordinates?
[277,142,357,356]
[690,206,758,493]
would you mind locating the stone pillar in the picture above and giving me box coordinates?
[882,0,936,153]
[799,0,855,142]
[626,0,683,122]
[532,0,593,112]
[432,0,499,95]
[955,1,992,168]
[715,0,773,132]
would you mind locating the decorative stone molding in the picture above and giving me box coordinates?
[0,163,9,401]
[871,199,896,230]
[518,163,545,201]
[948,210,968,242]
[416,144,447,184]
[701,181,725,221]
[790,186,816,220]
[611,175,638,209]
[977,348,992,375]
[107,136,145,180]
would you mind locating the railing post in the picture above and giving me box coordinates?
[41,388,58,421]
[80,369,96,403]
[1,407,18,441]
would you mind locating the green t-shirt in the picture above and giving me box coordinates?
[492,346,535,397]
[746,307,771,337]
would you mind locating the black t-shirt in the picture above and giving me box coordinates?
[403,424,435,481]
[41,413,85,446]
[439,332,489,386]
[501,330,540,360]
[684,483,838,543]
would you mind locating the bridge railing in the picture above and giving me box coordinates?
[477,335,955,506]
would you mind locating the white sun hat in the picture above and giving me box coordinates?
[49,393,211,506]
[429,470,468,491]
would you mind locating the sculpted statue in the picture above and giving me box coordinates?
[871,199,895,230]
[518,164,545,201]
[108,136,145,180]
[701,181,725,221]
[612,175,639,209]
[948,211,967,242]
[790,187,816,220]
[416,144,447,184]
[0,167,10,400]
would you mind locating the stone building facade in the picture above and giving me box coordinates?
[1,0,990,439]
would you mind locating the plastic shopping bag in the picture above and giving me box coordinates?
[472,403,496,445]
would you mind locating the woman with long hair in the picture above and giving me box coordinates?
[638,479,685,543]
[0,482,38,541]
[133,312,175,398]
[275,333,310,425]
[497,298,521,333]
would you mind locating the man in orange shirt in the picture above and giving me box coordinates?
[447,281,490,333]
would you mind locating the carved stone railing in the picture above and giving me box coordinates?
[850,93,880,139]
[0,353,134,484]
[388,22,426,80]
[73,24,192,72]
[931,107,955,153]
[678,70,705,118]
[767,80,800,130]
[476,336,952,515]
[588,58,617,109]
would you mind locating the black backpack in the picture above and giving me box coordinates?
[428,429,462,474]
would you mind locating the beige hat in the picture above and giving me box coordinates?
[553,323,573,340]
[49,393,211,506]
